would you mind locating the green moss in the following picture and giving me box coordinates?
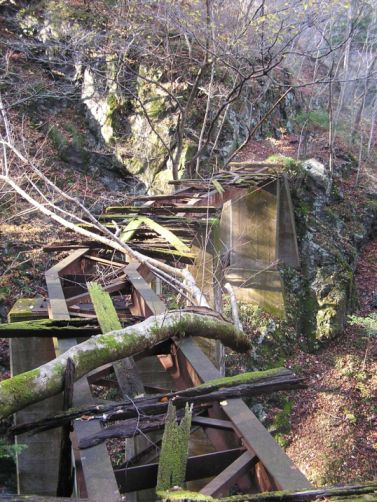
[48,126,68,153]
[158,490,214,501]
[156,402,192,492]
[51,362,66,380]
[1,368,40,410]
[209,218,221,253]
[267,155,303,175]
[74,333,140,376]
[197,368,283,390]
[64,122,86,150]
[127,157,145,175]
[147,97,166,119]
[151,316,251,353]
[179,142,197,174]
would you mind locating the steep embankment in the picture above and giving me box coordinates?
[228,133,377,486]
[286,236,377,485]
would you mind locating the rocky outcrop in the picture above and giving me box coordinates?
[9,2,300,194]
[282,157,377,349]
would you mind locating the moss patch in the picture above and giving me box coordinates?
[156,402,192,492]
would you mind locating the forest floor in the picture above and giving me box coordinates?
[285,236,377,485]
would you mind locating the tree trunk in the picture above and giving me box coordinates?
[10,368,303,438]
[0,311,250,419]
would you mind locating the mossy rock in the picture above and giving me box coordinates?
[267,155,304,176]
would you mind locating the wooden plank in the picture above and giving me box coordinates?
[200,450,257,497]
[46,251,121,501]
[87,282,144,398]
[191,416,234,431]
[175,338,312,491]
[66,278,130,306]
[103,205,218,215]
[0,318,102,338]
[126,262,166,317]
[57,358,75,497]
[87,282,145,502]
[83,254,126,268]
[9,300,62,497]
[115,448,245,492]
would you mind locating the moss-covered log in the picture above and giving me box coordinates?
[0,318,102,337]
[157,402,192,493]
[10,368,302,438]
[0,311,250,419]
[219,481,377,501]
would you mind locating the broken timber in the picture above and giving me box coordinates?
[6,162,316,500]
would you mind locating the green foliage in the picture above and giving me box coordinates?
[48,126,68,153]
[348,313,377,337]
[64,122,86,150]
[0,438,27,460]
[267,155,303,176]
[271,398,293,449]
[293,110,329,129]
[224,301,297,372]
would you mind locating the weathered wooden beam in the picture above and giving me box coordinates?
[114,448,246,492]
[87,280,145,408]
[56,358,75,497]
[191,416,234,431]
[97,214,212,225]
[173,338,312,492]
[201,450,258,498]
[83,254,126,268]
[45,249,121,501]
[78,410,186,449]
[156,401,192,492]
[104,205,218,214]
[10,368,302,437]
[228,161,284,167]
[219,482,377,501]
[66,278,131,306]
[0,318,102,337]
[126,262,167,317]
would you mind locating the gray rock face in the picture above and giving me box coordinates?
[12,3,300,194]
[284,156,377,348]
[303,159,331,193]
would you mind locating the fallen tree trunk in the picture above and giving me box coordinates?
[218,481,377,501]
[10,368,303,437]
[80,410,189,449]
[0,311,250,419]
